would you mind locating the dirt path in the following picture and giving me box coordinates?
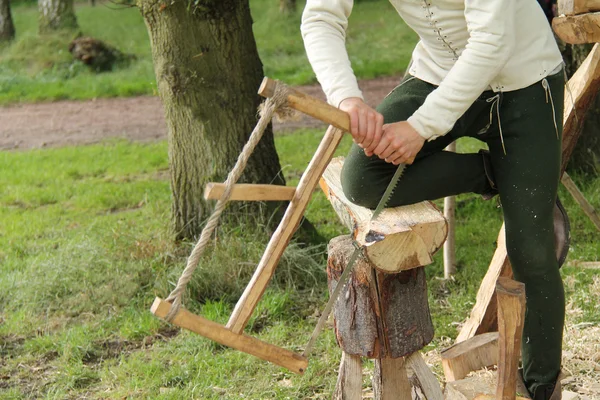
[0,76,401,150]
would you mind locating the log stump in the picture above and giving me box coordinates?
[328,235,436,399]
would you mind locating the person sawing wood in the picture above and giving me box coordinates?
[301,1,569,399]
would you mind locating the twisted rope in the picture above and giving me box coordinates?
[164,84,291,322]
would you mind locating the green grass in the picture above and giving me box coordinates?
[0,0,416,104]
[1,132,599,399]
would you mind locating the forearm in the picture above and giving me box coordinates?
[301,0,363,107]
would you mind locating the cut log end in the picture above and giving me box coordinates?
[258,77,278,98]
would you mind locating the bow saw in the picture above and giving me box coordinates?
[151,77,405,374]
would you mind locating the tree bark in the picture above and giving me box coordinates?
[561,42,600,173]
[38,0,78,33]
[279,0,296,14]
[327,235,434,359]
[0,0,15,42]
[138,0,285,240]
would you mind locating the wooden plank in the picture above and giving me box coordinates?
[553,13,600,45]
[561,172,600,231]
[204,183,296,201]
[406,352,444,400]
[150,298,308,374]
[441,332,499,382]
[561,44,600,172]
[259,77,350,132]
[320,157,447,273]
[333,352,363,400]
[227,126,345,334]
[373,357,412,400]
[558,0,600,16]
[456,225,512,343]
[496,278,526,400]
[444,142,457,279]
[457,44,600,344]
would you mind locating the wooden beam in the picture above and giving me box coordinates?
[406,352,444,400]
[561,172,600,232]
[150,298,308,374]
[457,43,600,344]
[558,0,600,16]
[496,278,526,400]
[372,357,412,400]
[320,157,448,273]
[204,183,296,201]
[553,13,600,45]
[456,225,513,342]
[561,44,600,172]
[259,77,350,132]
[333,352,363,400]
[441,332,499,382]
[227,126,345,334]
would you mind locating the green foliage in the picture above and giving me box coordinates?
[0,0,416,104]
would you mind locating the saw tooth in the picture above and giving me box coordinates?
[371,163,406,221]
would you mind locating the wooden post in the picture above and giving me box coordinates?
[561,172,600,231]
[444,141,458,279]
[333,352,363,400]
[373,357,412,400]
[496,277,526,400]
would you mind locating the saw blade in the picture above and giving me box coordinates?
[302,162,406,357]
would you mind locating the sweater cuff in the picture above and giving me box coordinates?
[406,114,446,141]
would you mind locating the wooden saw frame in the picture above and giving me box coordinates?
[152,77,358,375]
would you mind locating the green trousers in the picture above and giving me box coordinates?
[341,72,565,395]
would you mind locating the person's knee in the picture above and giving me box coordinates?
[506,243,558,282]
[341,176,383,209]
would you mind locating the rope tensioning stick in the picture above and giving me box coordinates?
[164,85,292,322]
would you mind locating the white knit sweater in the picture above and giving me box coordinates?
[301,0,563,141]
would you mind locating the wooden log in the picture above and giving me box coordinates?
[457,43,600,344]
[558,0,600,16]
[496,278,526,400]
[561,172,600,231]
[320,157,447,273]
[259,77,350,132]
[327,235,435,358]
[553,13,600,45]
[406,352,444,400]
[150,298,308,374]
[333,352,363,400]
[227,125,345,334]
[444,142,457,279]
[203,183,296,201]
[441,332,499,382]
[373,357,412,400]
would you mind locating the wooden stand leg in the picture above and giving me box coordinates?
[333,352,363,400]
[496,277,526,400]
[562,172,600,232]
[406,352,444,400]
[373,357,412,400]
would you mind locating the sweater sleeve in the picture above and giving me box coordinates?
[407,0,517,141]
[301,0,363,107]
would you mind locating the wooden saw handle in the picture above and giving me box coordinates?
[258,77,351,132]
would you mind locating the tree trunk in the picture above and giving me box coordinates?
[38,0,78,33]
[561,43,600,173]
[138,0,285,240]
[279,0,296,14]
[0,0,15,42]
